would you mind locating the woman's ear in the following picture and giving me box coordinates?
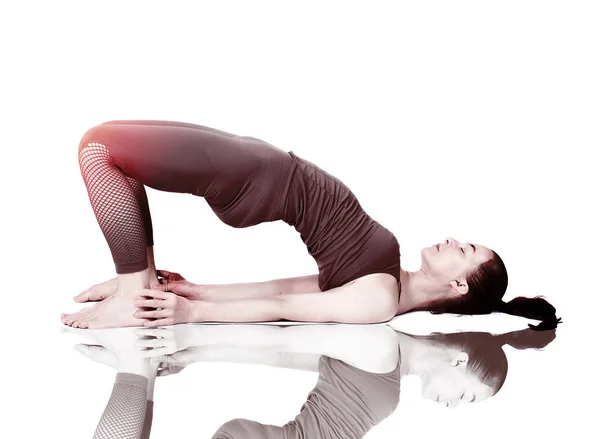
[450,351,469,367]
[449,278,469,296]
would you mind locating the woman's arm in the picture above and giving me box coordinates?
[193,273,320,302]
[191,274,399,324]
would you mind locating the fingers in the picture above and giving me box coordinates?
[134,308,173,319]
[137,289,171,300]
[156,269,184,282]
[156,269,172,278]
[143,318,174,328]
[151,282,170,292]
[135,298,167,308]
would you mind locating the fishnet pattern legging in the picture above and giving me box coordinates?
[78,142,153,274]
[93,374,152,439]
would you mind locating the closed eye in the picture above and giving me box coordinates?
[461,247,465,254]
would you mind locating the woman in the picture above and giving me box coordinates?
[61,120,561,329]
[68,323,556,439]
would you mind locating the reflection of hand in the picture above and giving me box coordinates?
[134,327,195,357]
[152,348,198,377]
[134,289,196,327]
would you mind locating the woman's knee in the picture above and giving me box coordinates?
[78,125,104,155]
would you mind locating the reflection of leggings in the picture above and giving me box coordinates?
[78,120,258,274]
[93,373,153,439]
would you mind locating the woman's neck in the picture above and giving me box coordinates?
[396,268,448,315]
[396,332,455,378]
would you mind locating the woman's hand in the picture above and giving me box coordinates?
[133,289,197,327]
[73,276,119,303]
[153,269,201,300]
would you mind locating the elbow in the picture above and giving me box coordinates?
[375,287,399,323]
[371,306,397,323]
[363,289,398,324]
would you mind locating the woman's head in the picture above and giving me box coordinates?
[413,329,557,407]
[420,237,561,330]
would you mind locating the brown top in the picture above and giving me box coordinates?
[212,350,402,439]
[206,138,401,291]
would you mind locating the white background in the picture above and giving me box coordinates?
[1,1,598,438]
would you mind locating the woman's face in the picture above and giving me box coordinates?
[421,238,494,286]
[420,353,495,408]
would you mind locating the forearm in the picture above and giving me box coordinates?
[197,280,281,302]
[191,297,285,323]
[196,273,319,302]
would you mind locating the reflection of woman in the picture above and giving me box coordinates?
[67,323,556,439]
[139,323,556,437]
[62,120,560,330]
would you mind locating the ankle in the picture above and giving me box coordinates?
[118,266,159,291]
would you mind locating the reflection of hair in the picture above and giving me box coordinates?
[411,328,556,395]
[428,251,562,330]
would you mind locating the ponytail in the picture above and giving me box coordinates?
[426,250,562,331]
[495,327,557,350]
[496,296,562,331]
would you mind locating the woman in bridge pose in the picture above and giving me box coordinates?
[61,120,560,330]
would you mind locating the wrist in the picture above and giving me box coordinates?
[188,299,206,323]
[191,283,210,301]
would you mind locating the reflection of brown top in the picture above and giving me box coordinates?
[83,121,400,290]
[212,350,401,439]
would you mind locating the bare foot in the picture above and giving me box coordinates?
[61,294,145,329]
[73,277,119,303]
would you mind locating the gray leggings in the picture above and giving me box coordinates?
[93,373,153,439]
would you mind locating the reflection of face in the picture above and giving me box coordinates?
[420,355,495,408]
[421,238,494,283]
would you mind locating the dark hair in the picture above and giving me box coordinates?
[426,250,562,331]
[410,328,557,395]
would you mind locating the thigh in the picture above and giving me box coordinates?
[78,122,248,195]
[101,119,243,139]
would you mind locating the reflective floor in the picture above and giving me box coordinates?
[7,312,590,439]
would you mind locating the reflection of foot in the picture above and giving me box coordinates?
[74,344,118,369]
[61,295,145,329]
